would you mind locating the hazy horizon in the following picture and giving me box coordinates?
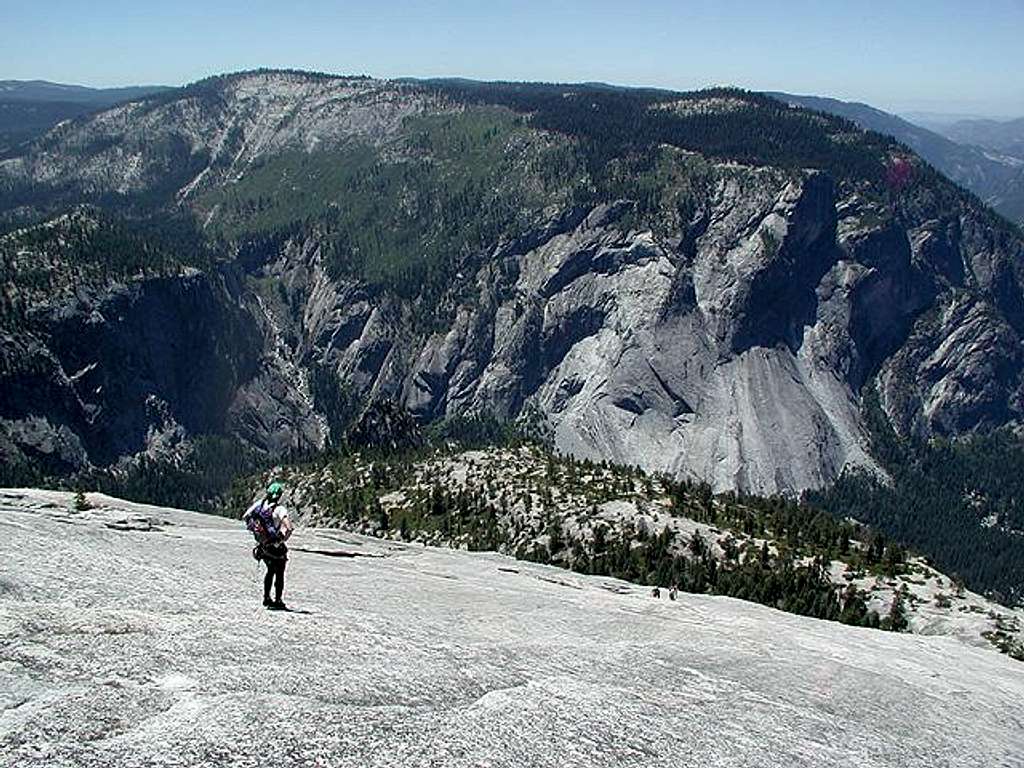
[4,0,1023,119]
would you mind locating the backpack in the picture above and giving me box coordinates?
[246,501,281,543]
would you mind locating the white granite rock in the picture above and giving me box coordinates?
[1,488,1021,767]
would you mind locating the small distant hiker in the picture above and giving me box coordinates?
[669,586,678,601]
[651,586,661,599]
[243,481,295,610]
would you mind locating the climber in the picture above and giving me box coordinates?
[243,481,295,610]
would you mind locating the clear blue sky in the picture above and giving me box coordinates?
[4,0,1023,117]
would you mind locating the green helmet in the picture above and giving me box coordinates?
[266,481,284,501]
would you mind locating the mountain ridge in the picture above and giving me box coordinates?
[0,80,174,158]
[247,441,1024,649]
[0,79,172,103]
[925,115,1024,156]
[769,91,1024,226]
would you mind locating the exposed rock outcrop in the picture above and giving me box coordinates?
[0,264,310,475]
[1,488,1022,767]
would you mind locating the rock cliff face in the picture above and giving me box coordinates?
[227,170,1024,494]
[3,71,1024,494]
[0,266,267,474]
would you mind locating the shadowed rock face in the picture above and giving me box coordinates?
[377,171,1019,493]
[0,254,344,475]
[4,73,1024,494]
[1,489,1022,767]
[1,267,265,473]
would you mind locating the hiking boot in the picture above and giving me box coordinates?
[263,596,272,607]
[271,599,287,611]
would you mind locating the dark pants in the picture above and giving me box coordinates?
[261,543,287,602]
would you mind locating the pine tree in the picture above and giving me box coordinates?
[74,490,91,512]
[883,589,909,632]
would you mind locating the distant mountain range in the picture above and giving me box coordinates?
[0,79,171,104]
[927,116,1024,159]
[0,80,172,155]
[770,92,1024,226]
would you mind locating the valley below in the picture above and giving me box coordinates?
[3,69,1024,696]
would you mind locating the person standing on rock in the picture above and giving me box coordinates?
[243,482,295,610]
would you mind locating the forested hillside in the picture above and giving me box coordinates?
[808,388,1024,605]
[234,439,1024,656]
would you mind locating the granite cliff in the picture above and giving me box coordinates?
[3,71,1024,495]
